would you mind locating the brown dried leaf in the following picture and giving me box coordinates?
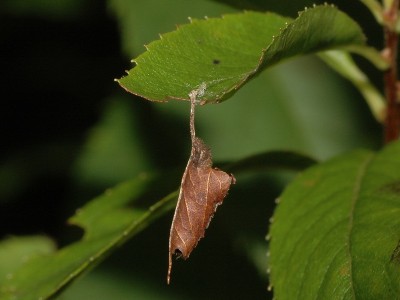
[167,86,235,284]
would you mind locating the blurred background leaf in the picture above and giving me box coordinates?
[0,174,179,300]
[0,236,56,279]
[72,96,152,187]
[0,0,384,299]
[1,0,86,20]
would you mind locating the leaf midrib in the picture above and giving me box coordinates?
[347,153,374,298]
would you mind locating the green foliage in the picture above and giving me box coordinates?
[72,97,152,187]
[0,151,313,299]
[117,11,289,102]
[319,51,386,122]
[111,0,376,162]
[0,236,55,280]
[117,5,382,104]
[1,0,399,299]
[269,140,400,299]
[0,174,177,300]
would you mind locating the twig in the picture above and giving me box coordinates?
[383,0,400,142]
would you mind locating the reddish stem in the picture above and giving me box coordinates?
[384,0,400,143]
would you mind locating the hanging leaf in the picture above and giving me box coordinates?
[117,5,386,104]
[168,89,235,283]
[168,137,235,283]
[269,140,400,299]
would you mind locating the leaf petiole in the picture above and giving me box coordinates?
[360,0,384,24]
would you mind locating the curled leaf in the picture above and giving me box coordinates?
[167,88,235,284]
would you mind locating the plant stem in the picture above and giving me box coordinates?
[383,0,400,142]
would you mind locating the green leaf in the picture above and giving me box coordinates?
[359,0,384,25]
[72,96,152,187]
[269,141,400,299]
[318,50,386,123]
[0,174,178,300]
[0,236,56,280]
[118,11,289,102]
[117,5,384,103]
[112,0,383,161]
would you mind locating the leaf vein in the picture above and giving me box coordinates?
[346,153,374,297]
